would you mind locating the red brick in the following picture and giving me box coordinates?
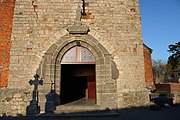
[0,0,15,88]
[155,83,180,92]
[143,45,154,86]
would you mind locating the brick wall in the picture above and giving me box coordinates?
[155,83,180,92]
[143,44,154,86]
[0,0,15,88]
[155,83,180,103]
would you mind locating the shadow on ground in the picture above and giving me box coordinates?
[1,104,180,120]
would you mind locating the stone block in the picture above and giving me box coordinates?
[13,93,21,98]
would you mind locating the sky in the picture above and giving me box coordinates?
[139,0,180,62]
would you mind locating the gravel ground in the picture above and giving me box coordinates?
[1,105,180,120]
[118,106,180,120]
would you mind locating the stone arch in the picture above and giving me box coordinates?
[42,27,116,60]
[40,34,117,109]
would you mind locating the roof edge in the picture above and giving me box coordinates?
[143,43,153,53]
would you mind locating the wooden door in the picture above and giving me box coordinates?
[87,75,96,102]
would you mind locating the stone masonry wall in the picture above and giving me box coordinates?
[0,89,31,116]
[8,0,149,110]
[0,0,15,88]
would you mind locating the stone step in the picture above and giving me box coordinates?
[54,105,103,114]
[38,110,119,119]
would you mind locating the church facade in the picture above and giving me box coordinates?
[0,0,151,115]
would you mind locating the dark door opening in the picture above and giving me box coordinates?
[60,64,96,105]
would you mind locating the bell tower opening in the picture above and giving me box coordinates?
[60,46,96,105]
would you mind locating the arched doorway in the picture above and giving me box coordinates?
[40,36,117,112]
[60,46,96,105]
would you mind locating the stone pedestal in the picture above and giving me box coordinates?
[26,100,40,116]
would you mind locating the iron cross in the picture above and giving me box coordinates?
[82,0,86,15]
[29,74,43,101]
[29,74,43,91]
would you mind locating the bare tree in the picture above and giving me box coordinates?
[152,59,166,83]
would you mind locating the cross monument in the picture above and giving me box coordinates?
[27,74,43,115]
